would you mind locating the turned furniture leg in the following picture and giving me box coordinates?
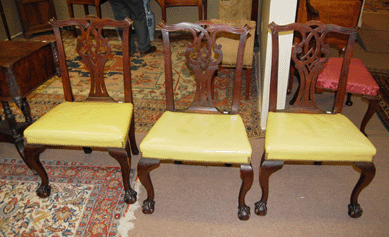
[2,101,36,173]
[24,145,50,197]
[348,162,376,218]
[255,158,284,216]
[108,146,137,204]
[137,158,160,214]
[20,98,33,123]
[238,164,254,220]
[360,95,379,136]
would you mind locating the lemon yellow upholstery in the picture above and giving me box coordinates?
[210,19,256,68]
[265,112,376,162]
[140,111,252,164]
[24,101,133,148]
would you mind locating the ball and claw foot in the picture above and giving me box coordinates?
[238,205,251,220]
[142,200,155,214]
[124,189,137,204]
[254,201,267,216]
[348,204,363,218]
[36,185,51,198]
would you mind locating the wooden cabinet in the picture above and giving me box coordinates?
[308,0,362,27]
[296,0,363,53]
[297,0,363,27]
[16,0,57,38]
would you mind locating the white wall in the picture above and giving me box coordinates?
[260,0,298,131]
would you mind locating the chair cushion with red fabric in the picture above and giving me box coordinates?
[316,58,379,96]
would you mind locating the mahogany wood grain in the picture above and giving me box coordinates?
[16,0,57,38]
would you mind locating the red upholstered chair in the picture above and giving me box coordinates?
[316,58,380,136]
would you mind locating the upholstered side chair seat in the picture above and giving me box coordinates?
[316,58,380,96]
[24,101,133,148]
[265,112,376,162]
[140,111,252,164]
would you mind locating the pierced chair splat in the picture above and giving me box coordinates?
[23,16,139,204]
[137,21,254,220]
[255,21,376,218]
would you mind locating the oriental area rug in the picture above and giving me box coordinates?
[6,30,262,138]
[0,158,140,236]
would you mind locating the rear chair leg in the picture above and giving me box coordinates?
[348,162,375,218]
[360,95,379,136]
[137,158,160,214]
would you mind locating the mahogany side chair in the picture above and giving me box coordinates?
[137,21,254,220]
[211,0,256,100]
[23,16,139,204]
[255,21,376,218]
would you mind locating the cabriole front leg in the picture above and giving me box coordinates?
[255,158,284,216]
[137,158,160,214]
[238,164,253,220]
[24,145,50,198]
[348,162,376,218]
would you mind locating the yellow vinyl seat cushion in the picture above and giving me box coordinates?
[140,111,252,164]
[24,101,133,148]
[265,112,376,162]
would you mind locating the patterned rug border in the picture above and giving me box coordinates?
[0,158,138,236]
